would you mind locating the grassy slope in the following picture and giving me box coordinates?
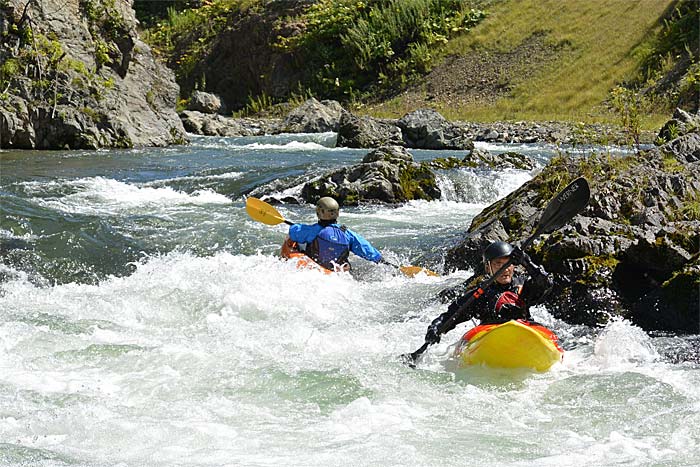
[370,0,675,127]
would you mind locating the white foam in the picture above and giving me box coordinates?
[36,177,231,215]
[593,319,660,367]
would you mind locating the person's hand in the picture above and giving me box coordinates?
[509,246,529,266]
[425,324,441,345]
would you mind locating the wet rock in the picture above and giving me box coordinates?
[442,119,700,333]
[300,146,440,205]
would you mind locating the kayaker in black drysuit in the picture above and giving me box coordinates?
[284,197,383,271]
[424,240,554,344]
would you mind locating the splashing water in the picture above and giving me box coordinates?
[0,135,698,466]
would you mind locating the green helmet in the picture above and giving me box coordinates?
[316,197,340,221]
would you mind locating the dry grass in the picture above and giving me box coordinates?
[370,0,675,127]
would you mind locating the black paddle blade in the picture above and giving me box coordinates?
[535,177,590,236]
[399,353,417,369]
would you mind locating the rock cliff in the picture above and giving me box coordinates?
[0,0,185,149]
[443,113,700,333]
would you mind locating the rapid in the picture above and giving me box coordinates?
[1,134,698,466]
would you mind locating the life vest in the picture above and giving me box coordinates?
[494,290,525,315]
[483,283,527,323]
[306,225,350,270]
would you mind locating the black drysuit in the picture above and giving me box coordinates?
[426,259,553,341]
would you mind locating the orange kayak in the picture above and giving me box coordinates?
[453,320,564,371]
[280,238,335,274]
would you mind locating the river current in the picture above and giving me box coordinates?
[0,134,698,466]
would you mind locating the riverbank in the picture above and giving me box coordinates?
[179,97,658,146]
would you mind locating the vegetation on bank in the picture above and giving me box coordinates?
[141,0,488,110]
[137,0,698,128]
[377,0,697,127]
[272,0,487,101]
[0,0,125,116]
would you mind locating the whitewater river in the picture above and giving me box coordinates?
[1,134,698,466]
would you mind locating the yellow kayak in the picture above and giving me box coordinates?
[453,320,564,371]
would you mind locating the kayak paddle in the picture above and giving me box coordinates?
[244,197,439,277]
[245,196,293,226]
[400,177,591,368]
[381,259,440,278]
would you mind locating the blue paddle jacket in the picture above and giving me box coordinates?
[288,222,382,264]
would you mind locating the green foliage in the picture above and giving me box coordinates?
[640,1,699,83]
[79,0,130,70]
[680,189,700,221]
[234,92,274,117]
[143,0,252,85]
[133,0,201,28]
[679,61,700,99]
[0,59,21,85]
[94,40,113,67]
[608,85,650,150]
[661,151,685,173]
[576,255,620,286]
[276,0,486,100]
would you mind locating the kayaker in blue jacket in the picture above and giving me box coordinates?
[424,241,553,344]
[284,197,383,271]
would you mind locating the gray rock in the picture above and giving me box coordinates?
[0,0,186,149]
[300,145,441,205]
[336,112,403,148]
[283,98,344,133]
[188,91,223,114]
[442,117,700,332]
[397,108,474,150]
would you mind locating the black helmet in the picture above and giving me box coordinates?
[483,241,514,264]
[316,197,340,221]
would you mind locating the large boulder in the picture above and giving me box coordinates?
[282,98,344,133]
[336,112,403,148]
[188,91,223,114]
[442,123,700,333]
[398,108,474,150]
[300,146,440,205]
[0,0,186,149]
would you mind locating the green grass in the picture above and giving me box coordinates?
[374,0,676,127]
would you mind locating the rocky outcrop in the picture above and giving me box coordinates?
[658,107,700,144]
[281,98,344,133]
[185,1,308,112]
[257,145,534,206]
[0,0,186,149]
[187,90,223,114]
[429,148,534,171]
[336,112,404,148]
[442,119,700,333]
[398,108,474,150]
[180,110,281,136]
[300,145,441,205]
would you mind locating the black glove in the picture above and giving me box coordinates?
[509,246,530,266]
[425,324,441,345]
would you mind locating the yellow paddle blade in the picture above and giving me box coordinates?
[245,197,287,225]
[399,266,440,277]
